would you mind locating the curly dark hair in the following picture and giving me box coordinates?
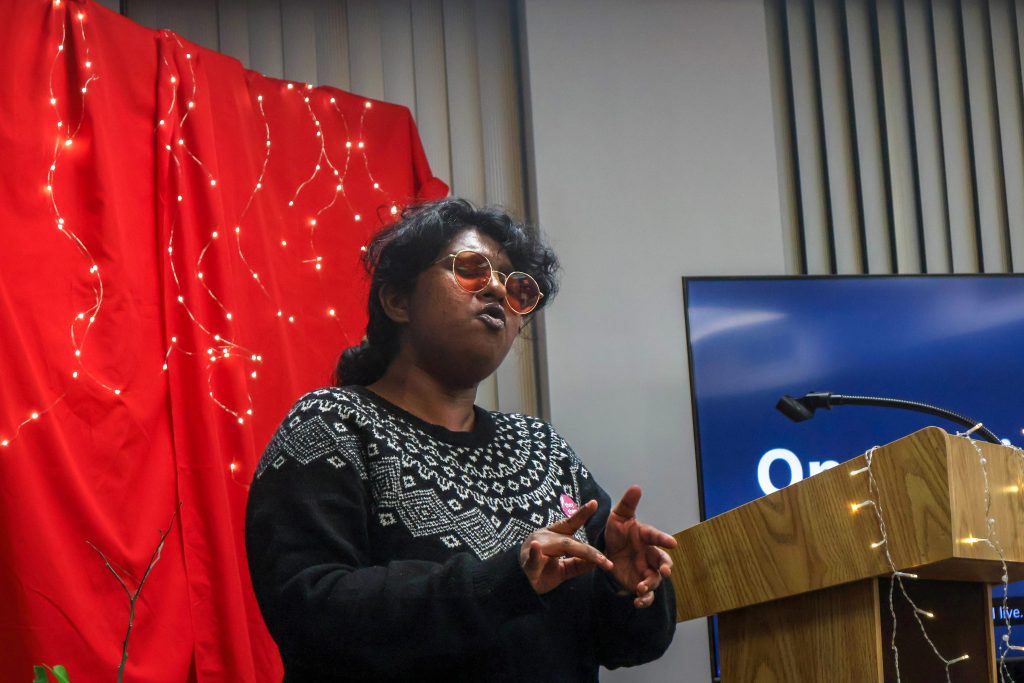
[334,198,560,386]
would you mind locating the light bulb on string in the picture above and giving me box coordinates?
[847,436,1006,679]
[157,38,264,428]
[28,23,405,450]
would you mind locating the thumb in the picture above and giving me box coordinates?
[611,485,642,520]
[547,499,598,535]
[521,540,543,574]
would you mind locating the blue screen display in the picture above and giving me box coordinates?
[684,275,1024,676]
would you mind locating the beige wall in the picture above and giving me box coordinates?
[521,1,787,680]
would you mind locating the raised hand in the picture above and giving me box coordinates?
[603,485,677,608]
[519,499,614,595]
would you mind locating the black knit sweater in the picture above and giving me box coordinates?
[245,386,675,681]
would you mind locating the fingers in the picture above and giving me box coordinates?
[638,524,677,549]
[642,546,672,582]
[560,556,597,581]
[535,534,612,571]
[637,523,678,550]
[631,581,664,610]
[522,528,613,572]
[547,499,598,535]
[621,548,673,605]
[636,564,662,594]
[611,485,643,520]
[634,591,656,609]
[521,540,543,575]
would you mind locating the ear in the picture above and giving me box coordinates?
[378,284,410,324]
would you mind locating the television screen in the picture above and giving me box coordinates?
[683,275,1024,679]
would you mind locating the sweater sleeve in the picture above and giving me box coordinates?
[567,441,677,669]
[244,394,545,675]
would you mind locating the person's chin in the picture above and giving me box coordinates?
[448,344,510,384]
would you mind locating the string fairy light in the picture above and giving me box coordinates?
[6,0,120,449]
[51,5,105,386]
[158,32,259,427]
[11,18,408,477]
[0,394,67,449]
[226,93,273,300]
[849,444,973,682]
[278,85,378,329]
[1002,442,1024,679]
[332,96,401,221]
[284,85,351,285]
[950,427,1024,683]
[846,425,1024,682]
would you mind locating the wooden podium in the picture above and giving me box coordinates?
[668,427,1024,682]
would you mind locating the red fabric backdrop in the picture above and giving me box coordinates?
[0,1,447,679]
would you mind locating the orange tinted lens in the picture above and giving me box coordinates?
[452,251,491,291]
[505,272,540,313]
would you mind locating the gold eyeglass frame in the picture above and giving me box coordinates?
[433,249,544,315]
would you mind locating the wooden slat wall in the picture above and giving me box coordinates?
[767,0,1024,275]
[122,0,537,416]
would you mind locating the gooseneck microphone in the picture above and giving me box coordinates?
[776,392,1002,445]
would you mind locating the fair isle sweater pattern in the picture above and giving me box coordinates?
[254,386,591,560]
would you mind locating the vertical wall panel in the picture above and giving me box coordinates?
[440,0,496,410]
[991,0,1024,269]
[314,0,351,90]
[905,0,953,271]
[787,0,834,273]
[94,0,120,14]
[847,0,894,273]
[217,1,251,68]
[442,0,486,203]
[770,0,1020,276]
[933,0,979,271]
[765,0,807,274]
[125,0,220,52]
[411,1,453,187]
[961,0,1010,271]
[247,0,285,80]
[379,0,417,113]
[281,0,318,85]
[347,0,385,99]
[475,0,525,214]
[475,0,533,415]
[1017,0,1024,268]
[876,0,923,273]
[816,0,865,273]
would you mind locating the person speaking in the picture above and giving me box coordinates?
[245,198,677,681]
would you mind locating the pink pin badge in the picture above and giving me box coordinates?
[559,493,579,517]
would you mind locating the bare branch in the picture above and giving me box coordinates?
[134,533,168,598]
[88,501,183,683]
[85,541,132,600]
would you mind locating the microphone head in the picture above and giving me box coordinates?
[776,395,815,422]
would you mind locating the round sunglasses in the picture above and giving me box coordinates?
[433,249,544,315]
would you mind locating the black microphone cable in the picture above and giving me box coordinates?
[776,391,1002,445]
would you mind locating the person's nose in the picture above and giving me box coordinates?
[478,269,508,302]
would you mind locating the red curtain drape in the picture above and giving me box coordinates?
[0,1,448,680]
